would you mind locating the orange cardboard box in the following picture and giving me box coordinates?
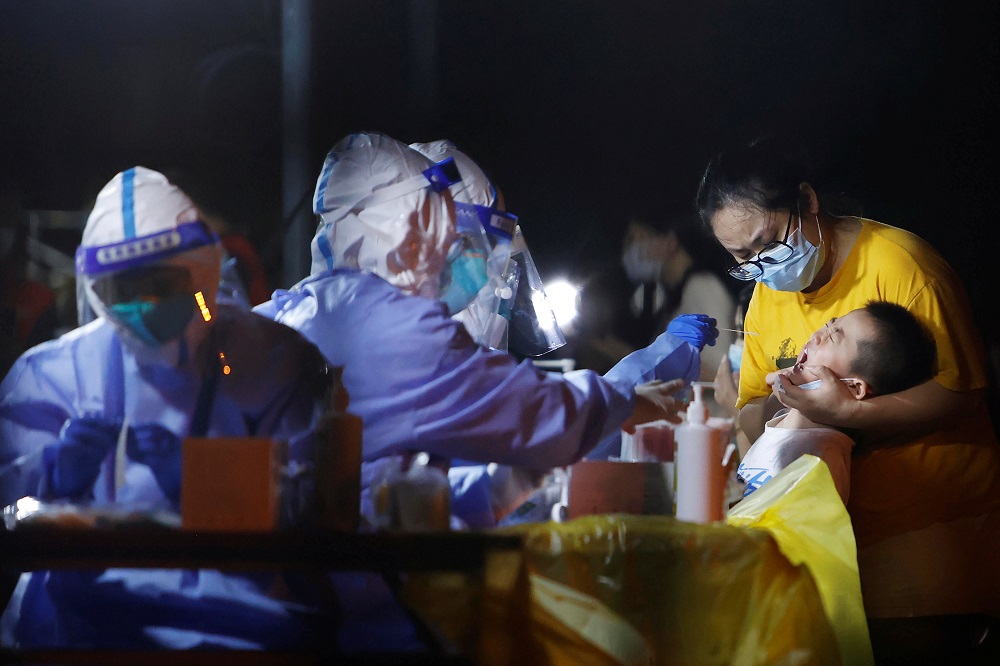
[567,460,674,519]
[181,437,284,531]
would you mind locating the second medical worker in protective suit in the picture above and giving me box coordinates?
[255,132,717,522]
[0,167,332,649]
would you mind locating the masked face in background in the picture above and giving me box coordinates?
[621,222,668,285]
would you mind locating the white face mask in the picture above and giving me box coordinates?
[758,213,826,292]
[622,242,661,284]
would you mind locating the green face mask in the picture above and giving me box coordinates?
[440,251,489,315]
[108,294,195,346]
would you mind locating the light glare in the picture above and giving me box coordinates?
[545,279,578,328]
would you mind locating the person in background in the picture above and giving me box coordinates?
[698,137,1000,663]
[255,131,718,523]
[0,167,332,650]
[714,283,755,457]
[737,300,936,503]
[620,208,735,380]
[578,207,734,381]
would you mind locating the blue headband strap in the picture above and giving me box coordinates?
[76,220,218,276]
[455,202,518,240]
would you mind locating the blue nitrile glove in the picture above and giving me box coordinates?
[42,417,121,498]
[127,424,183,503]
[666,313,718,351]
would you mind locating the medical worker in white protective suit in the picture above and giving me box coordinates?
[254,132,717,525]
[0,167,334,650]
[408,139,706,525]
[410,139,544,526]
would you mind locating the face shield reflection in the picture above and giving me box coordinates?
[451,203,517,348]
[504,225,567,357]
[91,265,198,347]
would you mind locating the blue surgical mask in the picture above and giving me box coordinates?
[109,294,195,347]
[439,248,489,315]
[759,214,825,292]
[727,342,743,372]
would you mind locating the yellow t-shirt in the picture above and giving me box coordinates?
[739,219,1000,616]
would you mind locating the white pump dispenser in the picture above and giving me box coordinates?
[674,382,726,523]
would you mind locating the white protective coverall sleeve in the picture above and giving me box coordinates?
[584,329,702,460]
[256,269,702,511]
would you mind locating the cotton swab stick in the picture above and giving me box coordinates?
[718,327,758,336]
[115,416,129,494]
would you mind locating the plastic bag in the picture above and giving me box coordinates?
[727,454,874,665]
[405,516,841,665]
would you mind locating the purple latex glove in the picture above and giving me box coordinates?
[127,423,183,503]
[42,416,120,498]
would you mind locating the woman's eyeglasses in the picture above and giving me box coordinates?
[727,209,795,281]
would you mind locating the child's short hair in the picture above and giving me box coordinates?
[850,301,936,396]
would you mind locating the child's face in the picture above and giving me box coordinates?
[783,309,877,385]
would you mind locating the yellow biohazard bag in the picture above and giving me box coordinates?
[405,455,869,665]
[727,454,874,665]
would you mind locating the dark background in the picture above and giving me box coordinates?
[2,0,998,350]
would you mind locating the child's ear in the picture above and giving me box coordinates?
[844,378,872,400]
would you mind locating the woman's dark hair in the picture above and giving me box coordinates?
[695,136,864,231]
[695,136,812,228]
[850,300,936,396]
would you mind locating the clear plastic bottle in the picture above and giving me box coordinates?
[674,382,726,523]
[388,452,451,531]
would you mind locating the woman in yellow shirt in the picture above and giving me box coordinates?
[696,138,1000,662]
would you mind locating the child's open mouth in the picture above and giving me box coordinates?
[793,347,809,372]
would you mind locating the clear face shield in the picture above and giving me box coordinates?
[501,225,567,357]
[76,220,219,347]
[450,202,517,348]
[437,199,497,316]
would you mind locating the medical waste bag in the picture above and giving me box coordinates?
[405,455,868,665]
[727,454,874,665]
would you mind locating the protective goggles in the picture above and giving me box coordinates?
[76,220,218,277]
[90,264,194,306]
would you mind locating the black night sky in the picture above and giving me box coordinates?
[2,0,998,346]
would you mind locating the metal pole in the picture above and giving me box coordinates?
[281,0,312,287]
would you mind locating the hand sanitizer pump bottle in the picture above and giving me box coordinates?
[675,382,725,523]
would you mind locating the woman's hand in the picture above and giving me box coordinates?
[772,364,862,427]
[622,378,686,433]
